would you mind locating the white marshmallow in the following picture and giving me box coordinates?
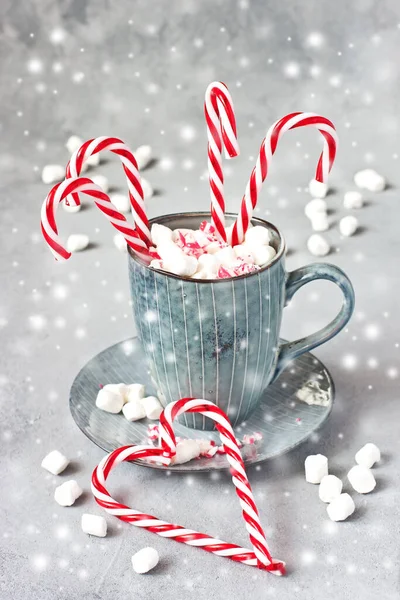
[309,178,328,198]
[244,225,270,247]
[91,174,109,193]
[104,383,129,400]
[123,400,146,421]
[150,259,163,270]
[214,246,237,268]
[66,234,89,253]
[327,493,355,522]
[113,234,127,252]
[252,245,276,266]
[109,193,130,213]
[233,245,255,264]
[66,135,83,154]
[347,465,376,494]
[354,169,385,192]
[96,387,124,413]
[304,199,328,219]
[131,547,159,574]
[141,178,154,199]
[86,152,101,167]
[126,383,145,403]
[205,241,223,254]
[54,480,83,506]
[307,234,330,257]
[311,213,329,232]
[355,443,381,469]
[318,475,343,503]
[41,450,69,475]
[42,164,65,184]
[343,191,363,209]
[62,201,81,213]
[193,229,210,247]
[142,396,163,420]
[197,253,218,274]
[151,223,174,246]
[305,454,328,484]
[172,439,201,464]
[339,215,358,237]
[135,145,152,170]
[157,243,197,277]
[81,514,107,537]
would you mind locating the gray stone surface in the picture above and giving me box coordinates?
[0,1,399,598]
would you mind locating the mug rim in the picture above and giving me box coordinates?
[128,212,286,283]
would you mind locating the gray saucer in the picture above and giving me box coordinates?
[69,337,334,472]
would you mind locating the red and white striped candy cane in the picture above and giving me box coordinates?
[91,397,285,575]
[66,136,151,245]
[205,82,240,242]
[231,112,338,246]
[40,176,151,261]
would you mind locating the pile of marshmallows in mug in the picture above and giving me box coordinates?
[148,221,276,279]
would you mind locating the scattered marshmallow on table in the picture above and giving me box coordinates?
[96,386,124,414]
[343,191,363,209]
[354,169,386,192]
[305,454,328,484]
[109,192,130,214]
[66,234,89,253]
[304,199,328,220]
[339,215,358,237]
[91,174,109,193]
[141,177,154,199]
[42,164,65,185]
[123,401,146,422]
[41,450,69,475]
[54,480,83,506]
[310,213,329,232]
[347,465,376,494]
[135,145,152,170]
[172,439,201,465]
[131,547,159,574]
[327,493,355,522]
[307,234,330,257]
[81,514,107,537]
[66,135,83,155]
[142,396,163,420]
[318,475,343,503]
[309,178,328,199]
[355,443,380,469]
[113,233,127,252]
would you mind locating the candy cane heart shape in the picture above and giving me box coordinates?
[40,176,151,262]
[231,112,338,246]
[205,82,240,242]
[65,136,151,245]
[91,398,285,576]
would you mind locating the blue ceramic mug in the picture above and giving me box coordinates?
[128,213,354,430]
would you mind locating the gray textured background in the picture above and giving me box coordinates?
[1,1,399,599]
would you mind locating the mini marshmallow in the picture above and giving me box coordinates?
[157,243,198,277]
[126,383,145,402]
[150,259,163,270]
[81,514,107,537]
[62,202,81,213]
[244,225,270,247]
[307,234,330,257]
[305,454,328,484]
[66,135,83,154]
[327,493,355,522]
[214,246,237,268]
[172,439,201,464]
[104,383,129,399]
[86,152,101,167]
[347,465,376,494]
[141,178,154,199]
[252,245,276,266]
[123,401,146,421]
[54,480,83,506]
[318,475,343,503]
[109,193,130,213]
[309,178,328,199]
[91,174,109,193]
[304,199,328,219]
[113,234,127,252]
[233,245,255,264]
[205,241,224,254]
[339,215,358,237]
[131,547,159,574]
[151,223,174,246]
[354,169,385,192]
[197,253,218,274]
[66,234,89,253]
[96,387,124,413]
[343,191,363,209]
[142,396,163,420]
[135,145,152,170]
[41,450,69,475]
[42,164,65,184]
[355,443,381,469]
[311,213,329,232]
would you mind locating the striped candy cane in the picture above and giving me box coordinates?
[205,82,240,242]
[66,136,151,245]
[231,112,338,246]
[91,398,285,576]
[40,176,151,261]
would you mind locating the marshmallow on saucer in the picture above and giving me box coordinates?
[66,234,89,253]
[318,475,343,503]
[126,383,145,403]
[96,386,124,413]
[347,465,376,494]
[41,450,69,475]
[131,547,159,574]
[172,439,201,465]
[42,165,65,185]
[123,401,146,421]
[355,443,380,469]
[54,480,83,506]
[354,169,385,192]
[327,493,355,521]
[81,514,107,537]
[305,454,328,484]
[142,396,163,420]
[309,179,328,199]
[343,191,363,209]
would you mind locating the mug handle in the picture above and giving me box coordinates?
[272,263,355,382]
